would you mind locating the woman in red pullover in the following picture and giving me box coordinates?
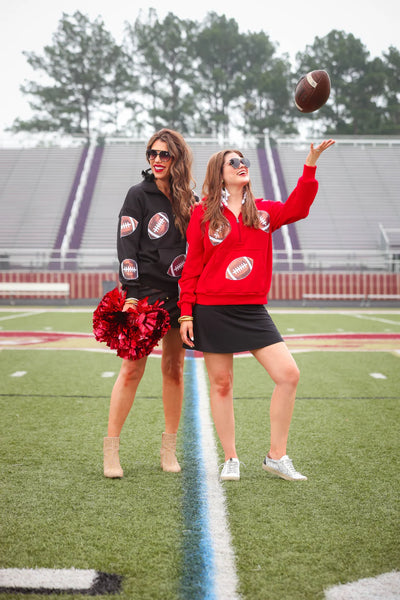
[179,140,335,482]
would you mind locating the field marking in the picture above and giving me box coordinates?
[0,311,46,322]
[181,357,214,598]
[10,371,27,377]
[370,372,387,379]
[195,357,240,600]
[1,307,399,316]
[324,571,400,599]
[181,357,239,600]
[0,568,122,595]
[0,568,96,590]
[1,330,400,355]
[352,313,400,326]
[268,308,400,315]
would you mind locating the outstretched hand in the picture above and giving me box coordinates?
[305,139,335,166]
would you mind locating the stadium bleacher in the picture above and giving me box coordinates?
[0,147,84,250]
[277,139,400,260]
[0,137,399,276]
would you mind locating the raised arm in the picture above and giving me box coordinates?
[305,139,336,166]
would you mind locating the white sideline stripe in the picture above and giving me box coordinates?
[0,311,46,321]
[353,314,400,326]
[101,371,116,378]
[370,372,387,379]
[0,568,97,589]
[195,358,240,600]
[325,571,400,599]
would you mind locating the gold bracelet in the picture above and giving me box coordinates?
[125,297,138,305]
[178,315,193,323]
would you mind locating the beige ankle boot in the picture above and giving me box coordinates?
[103,437,123,478]
[160,432,181,473]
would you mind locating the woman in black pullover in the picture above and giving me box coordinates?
[103,128,196,478]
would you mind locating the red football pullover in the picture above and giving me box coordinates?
[178,165,318,316]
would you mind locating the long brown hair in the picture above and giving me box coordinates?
[146,128,196,237]
[201,149,260,232]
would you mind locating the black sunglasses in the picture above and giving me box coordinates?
[224,156,250,169]
[146,149,172,162]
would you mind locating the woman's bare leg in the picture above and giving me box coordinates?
[203,352,237,461]
[161,328,186,433]
[107,356,147,437]
[251,342,300,459]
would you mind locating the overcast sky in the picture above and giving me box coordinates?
[1,0,399,136]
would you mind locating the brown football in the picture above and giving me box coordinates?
[295,70,331,113]
[225,256,253,281]
[148,212,169,239]
[167,254,186,277]
[121,258,138,280]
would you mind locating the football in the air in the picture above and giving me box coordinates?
[294,70,331,113]
[225,256,253,281]
[148,212,169,239]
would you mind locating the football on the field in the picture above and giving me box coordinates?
[226,256,253,280]
[294,70,331,113]
[148,212,169,239]
[167,254,186,277]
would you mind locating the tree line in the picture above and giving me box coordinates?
[11,9,400,141]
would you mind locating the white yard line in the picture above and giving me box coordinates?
[0,568,97,590]
[325,571,400,600]
[351,313,400,326]
[194,357,240,600]
[0,310,46,321]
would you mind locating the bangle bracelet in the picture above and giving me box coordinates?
[178,315,193,323]
[125,298,138,305]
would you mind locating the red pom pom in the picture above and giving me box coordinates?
[93,288,170,360]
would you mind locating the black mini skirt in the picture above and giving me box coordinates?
[189,304,283,353]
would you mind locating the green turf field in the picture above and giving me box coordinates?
[0,307,399,599]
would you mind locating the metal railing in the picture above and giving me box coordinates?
[0,248,399,273]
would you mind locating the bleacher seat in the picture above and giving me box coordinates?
[0,138,399,273]
[277,141,400,252]
[0,146,83,249]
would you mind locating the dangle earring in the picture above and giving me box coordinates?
[221,184,230,206]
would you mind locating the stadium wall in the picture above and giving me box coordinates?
[0,271,399,302]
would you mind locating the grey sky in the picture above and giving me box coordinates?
[1,0,399,135]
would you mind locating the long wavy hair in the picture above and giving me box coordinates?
[146,128,196,237]
[201,149,260,233]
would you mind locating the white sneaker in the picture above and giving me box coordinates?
[262,455,307,481]
[220,458,240,481]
